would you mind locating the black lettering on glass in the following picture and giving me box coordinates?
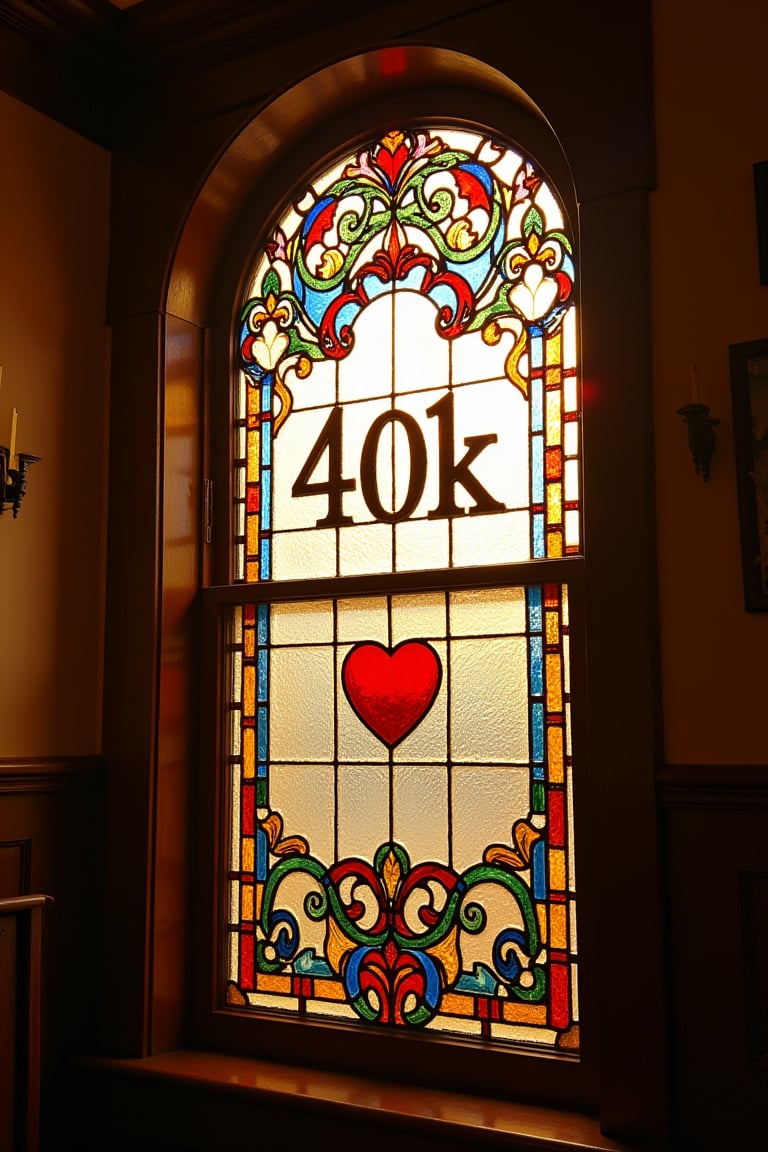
[291,406,356,527]
[426,391,506,518]
[360,409,428,523]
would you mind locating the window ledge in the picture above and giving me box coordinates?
[74,1050,660,1152]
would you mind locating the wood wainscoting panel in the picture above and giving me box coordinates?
[0,756,107,1151]
[659,764,768,1152]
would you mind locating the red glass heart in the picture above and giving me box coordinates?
[342,640,442,749]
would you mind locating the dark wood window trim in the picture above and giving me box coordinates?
[100,33,666,1148]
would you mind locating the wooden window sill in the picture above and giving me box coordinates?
[74,1049,659,1151]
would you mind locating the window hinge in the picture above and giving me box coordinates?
[203,478,213,545]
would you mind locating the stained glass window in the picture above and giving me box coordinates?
[224,126,580,1050]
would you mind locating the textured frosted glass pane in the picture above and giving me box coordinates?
[394,292,449,395]
[337,647,388,763]
[449,587,526,637]
[336,597,388,643]
[339,521,393,576]
[338,296,392,403]
[392,639,448,762]
[453,379,529,510]
[492,1023,558,1046]
[564,458,579,502]
[269,764,335,865]
[451,328,511,384]
[563,306,577,370]
[230,765,241,869]
[273,406,335,532]
[338,764,389,860]
[452,510,530,566]
[450,637,528,762]
[271,600,334,645]
[272,528,336,580]
[390,593,446,643]
[270,646,334,760]
[336,396,392,527]
[564,420,579,457]
[393,764,448,866]
[452,765,530,872]
[292,356,336,410]
[394,516,449,572]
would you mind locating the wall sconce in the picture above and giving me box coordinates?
[0,391,40,517]
[677,367,719,482]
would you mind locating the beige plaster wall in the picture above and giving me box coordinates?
[652,0,768,764]
[0,91,109,757]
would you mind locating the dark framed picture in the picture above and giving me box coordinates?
[730,338,768,611]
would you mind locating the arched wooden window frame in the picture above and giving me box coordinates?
[102,45,666,1144]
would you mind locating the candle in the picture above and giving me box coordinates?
[9,408,18,468]
[690,364,699,404]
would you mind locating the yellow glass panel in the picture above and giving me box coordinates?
[545,392,562,445]
[545,609,559,647]
[244,627,254,659]
[241,884,253,922]
[537,902,548,943]
[247,432,259,483]
[546,481,562,524]
[255,883,263,921]
[502,1002,548,1024]
[243,727,255,779]
[246,511,260,558]
[550,903,567,949]
[243,664,255,718]
[546,653,563,711]
[314,979,347,1002]
[545,366,561,386]
[242,836,254,872]
[246,560,259,582]
[549,848,566,890]
[547,530,563,558]
[548,727,564,783]
[546,330,561,364]
[441,992,474,1017]
[256,974,291,994]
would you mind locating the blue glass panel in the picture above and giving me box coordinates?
[531,702,544,762]
[532,838,546,900]
[256,826,267,881]
[532,436,544,502]
[257,761,267,778]
[527,586,543,632]
[262,420,272,467]
[531,333,543,368]
[531,377,543,432]
[530,636,543,695]
[257,649,268,702]
[257,704,268,760]
[533,513,545,557]
[260,536,271,579]
[261,470,272,530]
[257,603,269,645]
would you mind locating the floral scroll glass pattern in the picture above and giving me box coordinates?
[226,127,580,1050]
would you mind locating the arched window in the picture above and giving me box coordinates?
[222,123,581,1053]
